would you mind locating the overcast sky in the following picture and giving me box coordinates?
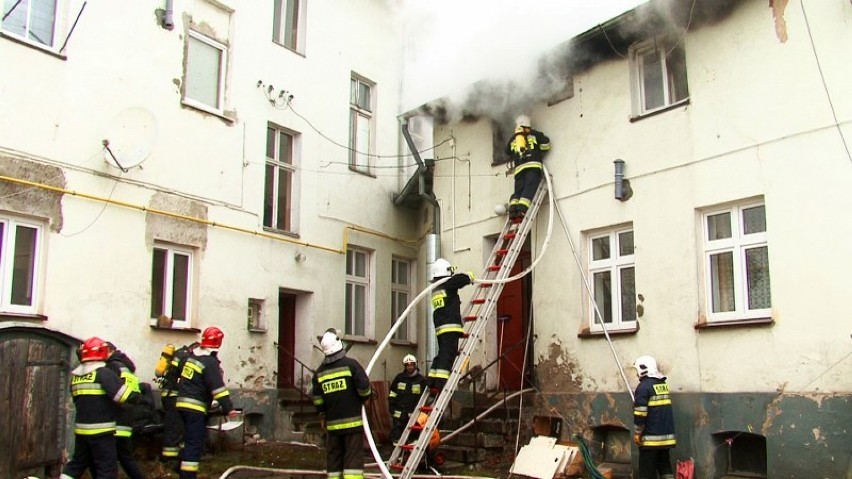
[395,0,647,110]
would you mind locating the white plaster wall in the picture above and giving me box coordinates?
[430,0,852,394]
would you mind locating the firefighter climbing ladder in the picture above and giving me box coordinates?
[387,182,549,479]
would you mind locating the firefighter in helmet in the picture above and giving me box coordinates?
[388,354,428,444]
[175,326,237,479]
[61,337,140,479]
[312,328,372,479]
[506,114,550,220]
[427,258,474,393]
[104,342,146,479]
[632,355,677,479]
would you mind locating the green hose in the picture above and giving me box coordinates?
[572,434,608,479]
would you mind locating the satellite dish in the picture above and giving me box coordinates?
[102,107,158,171]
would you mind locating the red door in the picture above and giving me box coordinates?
[277,293,297,389]
[496,253,531,390]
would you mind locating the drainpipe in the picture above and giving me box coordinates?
[163,0,175,30]
[399,120,441,363]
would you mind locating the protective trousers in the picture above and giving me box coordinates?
[428,331,461,390]
[161,395,183,461]
[510,167,542,213]
[179,410,207,479]
[326,431,364,479]
[60,433,118,478]
[117,435,146,479]
[638,447,674,479]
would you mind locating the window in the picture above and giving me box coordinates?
[264,125,297,232]
[629,38,689,116]
[344,247,372,337]
[702,202,771,322]
[272,0,305,53]
[247,298,266,332]
[349,75,373,174]
[151,244,194,328]
[588,227,636,331]
[0,214,43,314]
[391,257,413,342]
[184,30,227,112]
[1,0,59,49]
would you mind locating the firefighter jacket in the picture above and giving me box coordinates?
[388,369,427,419]
[69,361,138,436]
[505,127,551,174]
[176,350,234,415]
[431,273,473,336]
[312,354,372,435]
[160,343,197,398]
[106,351,142,437]
[633,376,677,448]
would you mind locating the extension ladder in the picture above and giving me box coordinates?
[387,181,548,478]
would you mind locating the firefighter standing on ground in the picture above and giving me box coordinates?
[175,327,237,479]
[427,258,474,393]
[154,341,198,465]
[632,355,677,479]
[105,342,146,479]
[312,328,372,479]
[388,354,428,444]
[61,337,140,479]
[506,114,550,220]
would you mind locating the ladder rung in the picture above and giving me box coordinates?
[488,264,501,271]
[496,249,508,257]
[420,406,433,413]
[461,333,470,338]
[480,283,492,288]
[401,444,414,451]
[471,298,486,304]
[463,315,477,322]
[504,232,517,240]
[411,424,423,431]
[390,463,404,470]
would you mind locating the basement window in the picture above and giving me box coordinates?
[712,431,767,478]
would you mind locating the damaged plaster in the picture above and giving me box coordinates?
[536,335,585,393]
[144,192,208,250]
[0,157,66,231]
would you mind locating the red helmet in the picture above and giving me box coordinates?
[80,337,110,362]
[201,326,224,349]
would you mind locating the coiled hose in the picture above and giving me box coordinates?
[573,434,608,479]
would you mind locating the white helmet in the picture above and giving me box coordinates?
[403,354,417,365]
[430,258,455,282]
[633,355,659,378]
[320,328,344,356]
[515,114,531,128]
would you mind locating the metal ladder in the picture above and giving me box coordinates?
[387,182,548,478]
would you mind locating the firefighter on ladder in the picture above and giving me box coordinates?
[506,114,550,220]
[61,337,140,479]
[427,258,474,394]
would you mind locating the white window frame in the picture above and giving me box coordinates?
[391,257,414,343]
[1,0,63,52]
[629,37,689,117]
[151,243,195,329]
[344,246,373,338]
[183,30,227,114]
[0,214,44,315]
[349,75,374,175]
[247,298,266,332]
[702,201,771,323]
[264,124,298,233]
[587,227,636,332]
[272,0,306,54]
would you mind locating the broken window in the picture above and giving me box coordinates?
[702,201,771,322]
[629,37,689,116]
[0,214,43,314]
[588,227,636,332]
[264,124,297,233]
[151,243,194,328]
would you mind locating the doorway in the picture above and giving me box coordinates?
[495,246,532,391]
[276,292,297,389]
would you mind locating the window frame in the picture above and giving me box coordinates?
[272,0,305,54]
[391,256,414,343]
[702,201,771,323]
[150,243,195,329]
[628,37,689,117]
[0,213,44,315]
[344,246,373,339]
[587,226,636,333]
[183,29,228,115]
[264,124,298,234]
[1,0,62,52]
[349,75,374,175]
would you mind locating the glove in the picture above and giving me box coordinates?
[466,271,476,281]
[633,433,642,446]
[227,409,240,418]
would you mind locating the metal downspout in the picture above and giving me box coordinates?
[399,120,441,363]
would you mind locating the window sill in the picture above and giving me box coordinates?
[248,328,267,334]
[1,32,67,60]
[342,334,377,345]
[578,325,639,339]
[389,339,417,347]
[0,312,48,322]
[629,98,690,123]
[272,40,305,58]
[180,99,235,123]
[348,166,376,178]
[149,324,201,333]
[262,226,299,239]
[695,317,774,330]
